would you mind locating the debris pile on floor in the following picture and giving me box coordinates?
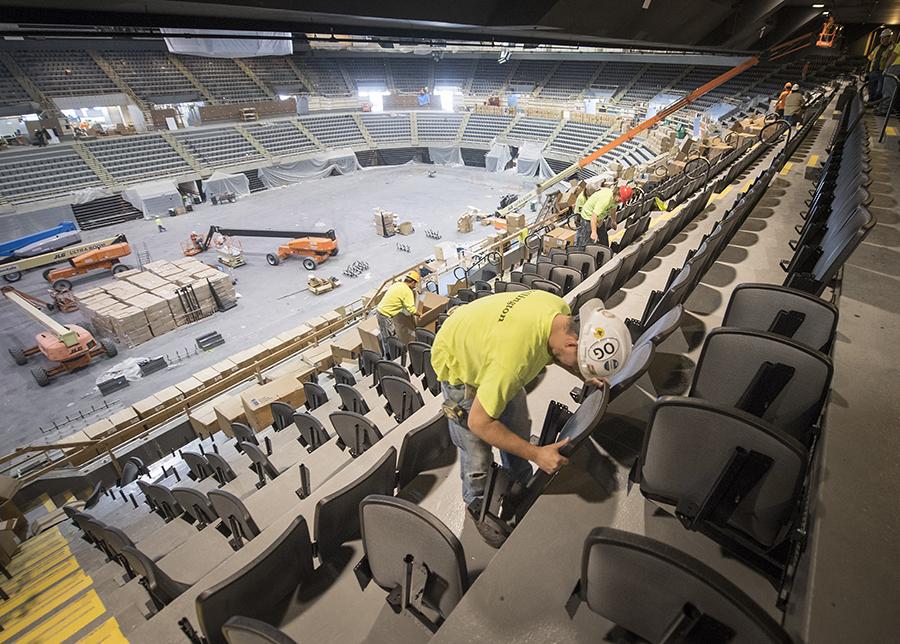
[74,258,237,347]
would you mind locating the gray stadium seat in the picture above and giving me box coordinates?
[303,381,329,411]
[145,483,183,521]
[293,411,331,452]
[722,283,838,353]
[120,457,144,486]
[332,365,357,386]
[633,304,684,347]
[359,349,382,377]
[374,359,409,394]
[120,545,190,613]
[100,525,137,575]
[173,487,218,530]
[574,527,792,643]
[415,328,435,345]
[584,244,612,269]
[208,489,261,550]
[196,517,314,644]
[359,495,469,631]
[531,278,562,296]
[608,342,655,401]
[68,509,98,544]
[383,336,407,364]
[422,349,440,396]
[230,422,259,449]
[314,447,397,563]
[136,480,159,514]
[565,251,596,278]
[240,441,281,485]
[690,328,833,443]
[222,617,298,644]
[638,396,807,550]
[407,341,430,377]
[381,376,424,422]
[505,282,530,292]
[183,452,212,481]
[549,265,583,295]
[207,452,238,485]
[271,402,297,432]
[336,383,371,415]
[330,411,384,457]
[397,414,453,490]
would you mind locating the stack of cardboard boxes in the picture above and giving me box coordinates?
[505,213,526,235]
[542,227,577,253]
[75,261,236,346]
[457,212,474,233]
[374,208,399,237]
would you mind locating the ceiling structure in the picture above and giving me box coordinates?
[0,0,897,53]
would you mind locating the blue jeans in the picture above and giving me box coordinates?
[442,382,533,506]
[867,71,885,101]
[575,218,608,249]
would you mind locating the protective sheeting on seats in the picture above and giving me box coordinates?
[204,171,251,200]
[428,146,464,167]
[121,179,183,217]
[515,141,555,180]
[162,29,293,58]
[484,143,512,173]
[258,148,361,188]
[71,185,114,205]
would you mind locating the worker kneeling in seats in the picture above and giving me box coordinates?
[376,270,419,346]
[575,182,633,248]
[431,290,617,547]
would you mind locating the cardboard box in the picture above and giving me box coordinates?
[264,355,317,384]
[356,315,382,353]
[262,337,286,354]
[108,407,139,432]
[434,242,458,262]
[0,520,20,563]
[330,329,362,364]
[398,221,414,235]
[194,367,223,386]
[417,291,450,327]
[175,376,205,398]
[132,394,165,420]
[155,386,185,407]
[321,310,342,329]
[303,344,334,373]
[229,345,268,370]
[306,315,328,331]
[211,359,239,378]
[542,227,577,253]
[240,375,306,431]
[83,418,114,440]
[276,324,312,345]
[188,401,218,437]
[506,213,526,228]
[56,430,102,467]
[214,396,248,436]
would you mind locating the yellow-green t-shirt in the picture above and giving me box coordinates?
[431,290,571,418]
[377,281,416,317]
[574,191,587,215]
[581,187,615,222]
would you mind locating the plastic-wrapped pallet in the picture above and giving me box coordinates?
[128,292,177,337]
[109,306,152,346]
[151,287,189,326]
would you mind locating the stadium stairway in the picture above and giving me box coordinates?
[71,196,144,230]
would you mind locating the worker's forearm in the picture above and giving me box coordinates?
[590,213,598,235]
[469,417,537,462]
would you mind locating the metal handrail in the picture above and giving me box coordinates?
[878,73,899,143]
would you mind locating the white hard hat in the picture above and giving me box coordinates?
[881,28,894,38]
[576,298,633,379]
[792,83,800,91]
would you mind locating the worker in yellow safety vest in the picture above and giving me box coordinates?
[575,183,633,248]
[376,270,419,346]
[431,291,618,546]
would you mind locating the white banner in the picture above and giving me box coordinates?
[162,29,293,58]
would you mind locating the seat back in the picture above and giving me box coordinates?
[303,381,329,411]
[723,284,838,353]
[530,278,562,295]
[208,489,261,544]
[505,282,530,292]
[136,480,158,513]
[173,487,218,528]
[607,342,654,401]
[381,376,424,422]
[690,328,833,442]
[196,517,314,644]
[182,452,211,481]
[335,383,370,415]
[270,402,296,432]
[584,244,612,269]
[374,359,409,390]
[536,260,555,279]
[634,304,683,348]
[407,341,430,376]
[222,617,299,644]
[120,459,141,486]
[230,422,259,446]
[146,483,183,520]
[292,412,331,451]
[332,365,356,386]
[330,411,384,457]
[638,397,806,548]
[397,414,452,490]
[415,328,435,345]
[314,447,397,562]
[360,495,468,622]
[206,452,238,484]
[565,251,596,278]
[554,388,609,458]
[240,441,280,481]
[383,336,407,363]
[101,525,135,561]
[422,349,440,396]
[580,527,792,644]
[594,255,623,301]
[359,349,382,376]
[120,545,190,610]
[549,265,583,295]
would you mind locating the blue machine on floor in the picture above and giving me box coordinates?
[0,222,82,262]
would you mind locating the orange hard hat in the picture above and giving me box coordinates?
[618,185,634,203]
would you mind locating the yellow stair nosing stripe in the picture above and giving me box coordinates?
[0,574,94,641]
[1,557,80,597]
[0,568,91,622]
[8,543,72,575]
[77,616,128,644]
[7,589,107,644]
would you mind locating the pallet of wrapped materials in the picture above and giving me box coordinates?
[128,293,176,337]
[114,268,142,281]
[126,271,171,291]
[105,281,146,302]
[171,274,198,287]
[145,261,181,278]
[109,306,152,346]
[150,287,189,326]
[76,287,107,301]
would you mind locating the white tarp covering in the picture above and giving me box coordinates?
[515,141,554,179]
[204,170,251,200]
[485,142,511,173]
[258,148,361,188]
[71,186,113,205]
[122,179,182,218]
[428,146,463,166]
[162,29,292,58]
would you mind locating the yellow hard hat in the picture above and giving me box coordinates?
[405,271,420,283]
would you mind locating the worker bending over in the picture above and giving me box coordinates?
[775,82,792,117]
[376,270,419,346]
[575,183,633,248]
[431,290,608,546]
[783,84,804,127]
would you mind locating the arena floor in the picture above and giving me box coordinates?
[0,163,535,458]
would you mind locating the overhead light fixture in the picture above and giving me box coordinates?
[812,4,824,8]
[498,49,511,64]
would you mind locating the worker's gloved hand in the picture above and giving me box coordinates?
[590,232,599,242]
[533,438,571,475]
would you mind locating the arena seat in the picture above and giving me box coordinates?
[208,489,261,550]
[313,447,397,563]
[358,495,469,631]
[292,412,331,452]
[373,359,409,394]
[607,342,655,401]
[381,376,424,422]
[173,487,218,530]
[182,452,212,481]
[330,411,384,457]
[383,336,408,363]
[572,527,792,643]
[359,349,381,377]
[145,483,184,522]
[239,441,283,485]
[422,350,441,396]
[206,452,239,485]
[222,616,298,644]
[396,414,453,490]
[195,516,314,644]
[414,328,435,345]
[406,341,430,377]
[335,383,371,415]
[332,366,357,386]
[230,422,259,449]
[270,402,296,432]
[302,382,329,411]
[120,545,191,612]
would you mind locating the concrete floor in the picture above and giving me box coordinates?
[0,164,533,458]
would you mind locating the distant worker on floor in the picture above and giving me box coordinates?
[155,217,167,233]
[783,84,804,127]
[775,82,792,117]
[376,270,419,346]
[875,35,900,116]
[431,290,611,546]
[576,182,633,248]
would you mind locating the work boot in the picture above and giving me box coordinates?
[467,499,511,549]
